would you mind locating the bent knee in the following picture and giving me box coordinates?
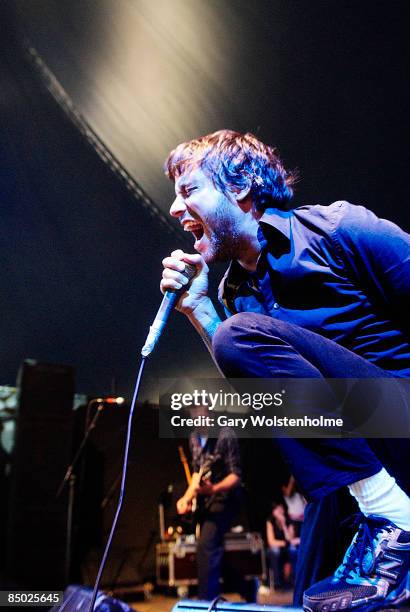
[212,313,254,357]
[212,314,248,373]
[212,312,291,373]
[213,312,290,353]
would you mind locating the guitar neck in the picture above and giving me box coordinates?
[178,445,192,485]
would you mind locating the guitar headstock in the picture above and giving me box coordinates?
[178,445,188,464]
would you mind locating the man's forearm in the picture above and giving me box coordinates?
[183,472,201,501]
[212,473,240,494]
[187,297,222,353]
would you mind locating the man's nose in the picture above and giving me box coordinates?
[169,196,186,218]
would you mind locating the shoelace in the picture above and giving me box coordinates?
[338,514,391,579]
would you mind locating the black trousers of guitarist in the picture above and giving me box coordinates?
[197,492,241,599]
[176,425,243,600]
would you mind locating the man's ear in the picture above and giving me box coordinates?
[233,182,253,213]
[235,181,252,202]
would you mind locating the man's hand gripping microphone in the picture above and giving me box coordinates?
[141,263,197,357]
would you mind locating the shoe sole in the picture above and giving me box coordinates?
[303,572,410,611]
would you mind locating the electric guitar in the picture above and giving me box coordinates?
[178,446,214,538]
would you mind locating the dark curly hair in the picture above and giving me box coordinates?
[165,129,297,211]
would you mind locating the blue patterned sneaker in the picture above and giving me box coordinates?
[303,515,410,611]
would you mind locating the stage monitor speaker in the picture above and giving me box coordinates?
[173,602,405,612]
[172,601,302,612]
[51,584,133,611]
[6,359,75,588]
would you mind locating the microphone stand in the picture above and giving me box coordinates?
[101,472,122,510]
[56,398,105,585]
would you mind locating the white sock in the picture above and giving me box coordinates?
[348,468,410,531]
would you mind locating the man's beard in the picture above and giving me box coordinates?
[202,199,244,263]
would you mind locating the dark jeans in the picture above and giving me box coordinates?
[292,489,357,605]
[212,312,409,500]
[267,544,298,589]
[212,312,410,603]
[197,504,236,600]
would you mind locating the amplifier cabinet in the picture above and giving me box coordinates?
[157,540,198,586]
[156,532,266,587]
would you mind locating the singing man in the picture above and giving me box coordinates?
[161,130,410,610]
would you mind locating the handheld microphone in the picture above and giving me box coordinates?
[141,263,197,357]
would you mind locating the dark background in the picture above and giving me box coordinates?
[1,0,408,397]
[0,0,408,589]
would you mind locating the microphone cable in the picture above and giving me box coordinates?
[88,263,195,611]
[88,355,146,612]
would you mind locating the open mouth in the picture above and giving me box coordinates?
[183,220,205,242]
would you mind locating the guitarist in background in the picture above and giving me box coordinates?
[176,406,243,600]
